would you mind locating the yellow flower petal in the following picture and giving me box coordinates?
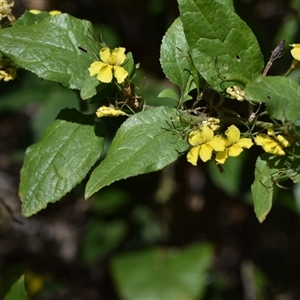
[224,125,240,146]
[49,10,61,15]
[187,146,200,166]
[237,138,253,149]
[207,135,225,152]
[99,47,111,63]
[228,144,243,157]
[255,134,285,155]
[199,144,214,162]
[188,126,214,147]
[29,9,41,14]
[97,64,113,83]
[88,61,104,76]
[113,66,128,84]
[276,134,290,148]
[113,47,126,65]
[96,106,126,118]
[290,44,300,61]
[215,149,228,164]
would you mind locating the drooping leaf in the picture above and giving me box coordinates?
[178,0,264,92]
[4,276,28,300]
[251,156,273,223]
[0,13,101,98]
[19,108,105,217]
[111,243,213,300]
[85,106,189,198]
[245,76,300,122]
[160,17,197,99]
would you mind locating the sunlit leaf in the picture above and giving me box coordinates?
[178,0,264,92]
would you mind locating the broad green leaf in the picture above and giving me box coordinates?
[85,106,189,198]
[80,74,100,100]
[4,276,28,300]
[158,88,179,100]
[251,156,273,223]
[160,17,197,99]
[178,0,264,92]
[0,13,101,98]
[19,108,105,217]
[244,76,300,122]
[110,243,213,300]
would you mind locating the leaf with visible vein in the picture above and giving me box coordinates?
[19,108,105,217]
[85,106,189,198]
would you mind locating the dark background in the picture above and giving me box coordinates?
[1,0,300,299]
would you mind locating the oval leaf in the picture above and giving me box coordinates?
[0,13,100,97]
[178,0,264,91]
[245,76,300,122]
[251,156,273,223]
[85,106,189,198]
[19,108,105,217]
[111,243,213,300]
[160,17,196,98]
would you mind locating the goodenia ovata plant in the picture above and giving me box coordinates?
[1,0,300,222]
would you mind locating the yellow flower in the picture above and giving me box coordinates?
[285,44,300,76]
[0,68,16,81]
[49,10,61,15]
[29,9,41,14]
[29,9,62,15]
[201,117,220,131]
[290,43,300,61]
[187,125,225,166]
[96,106,126,118]
[226,85,245,101]
[215,125,253,164]
[88,47,128,84]
[0,0,15,22]
[254,128,291,156]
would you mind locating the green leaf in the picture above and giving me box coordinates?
[158,88,179,100]
[244,76,300,122]
[110,243,213,300]
[122,52,136,78]
[160,17,196,99]
[251,156,273,223]
[178,0,264,92]
[13,10,52,27]
[19,108,105,217]
[0,13,100,98]
[216,0,234,10]
[80,74,100,99]
[4,276,28,300]
[81,219,128,265]
[85,106,189,198]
